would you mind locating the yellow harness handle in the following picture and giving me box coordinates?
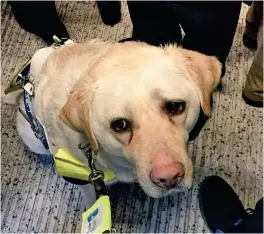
[54,148,116,182]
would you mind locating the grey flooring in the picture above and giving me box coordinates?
[1,1,263,233]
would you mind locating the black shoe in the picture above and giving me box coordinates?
[199,176,263,233]
[242,92,264,108]
[243,34,258,50]
[242,198,263,233]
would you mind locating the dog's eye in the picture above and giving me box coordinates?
[111,118,131,133]
[165,101,186,115]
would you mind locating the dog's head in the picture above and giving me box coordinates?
[59,42,221,198]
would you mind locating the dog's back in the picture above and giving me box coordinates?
[1,46,55,154]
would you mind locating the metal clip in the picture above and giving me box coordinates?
[78,143,107,197]
[51,35,69,48]
[23,82,34,95]
[4,61,32,95]
[78,143,104,179]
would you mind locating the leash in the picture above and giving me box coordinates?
[79,143,115,233]
[5,35,116,234]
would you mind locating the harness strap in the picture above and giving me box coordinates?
[24,90,49,149]
[6,35,116,184]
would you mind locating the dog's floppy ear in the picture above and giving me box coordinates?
[181,49,222,117]
[59,82,98,153]
[165,45,222,117]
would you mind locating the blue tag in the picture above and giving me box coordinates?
[88,208,99,222]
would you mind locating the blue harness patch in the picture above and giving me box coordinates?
[23,89,49,149]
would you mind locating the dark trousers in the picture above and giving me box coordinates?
[8,1,121,45]
[127,1,241,66]
[9,1,241,66]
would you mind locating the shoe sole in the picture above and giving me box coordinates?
[242,92,263,108]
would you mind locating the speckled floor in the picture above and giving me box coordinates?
[1,1,263,233]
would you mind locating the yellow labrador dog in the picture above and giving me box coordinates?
[2,39,221,206]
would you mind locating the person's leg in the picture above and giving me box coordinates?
[96,1,121,26]
[168,1,241,77]
[243,1,263,49]
[125,1,182,46]
[9,1,69,45]
[242,24,263,107]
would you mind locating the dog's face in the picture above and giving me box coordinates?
[60,42,221,198]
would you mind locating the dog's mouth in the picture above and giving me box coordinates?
[137,175,191,198]
[153,180,186,190]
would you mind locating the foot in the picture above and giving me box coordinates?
[243,33,258,50]
[242,92,263,108]
[199,176,258,233]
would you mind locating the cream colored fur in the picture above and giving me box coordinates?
[2,39,221,204]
